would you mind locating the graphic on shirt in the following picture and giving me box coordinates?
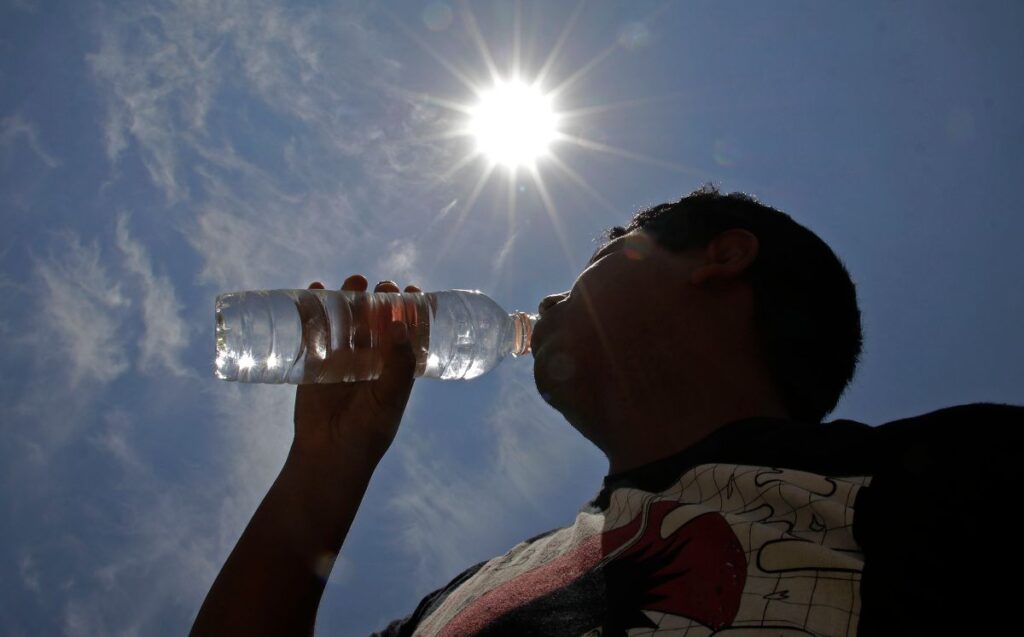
[414,464,870,637]
[598,501,747,633]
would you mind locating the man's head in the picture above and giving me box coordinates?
[532,185,861,445]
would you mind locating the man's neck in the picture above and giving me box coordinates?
[597,393,791,475]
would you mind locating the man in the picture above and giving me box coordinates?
[192,186,1021,636]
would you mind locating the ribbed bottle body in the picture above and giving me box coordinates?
[215,289,534,384]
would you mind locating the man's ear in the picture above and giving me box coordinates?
[689,229,759,286]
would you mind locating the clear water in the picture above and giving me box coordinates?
[215,289,535,384]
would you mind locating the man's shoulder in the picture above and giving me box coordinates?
[853,401,1021,554]
[874,401,1022,430]
[868,401,1023,455]
[854,402,1022,633]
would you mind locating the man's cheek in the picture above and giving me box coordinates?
[544,351,576,382]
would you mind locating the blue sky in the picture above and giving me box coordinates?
[2,0,1022,634]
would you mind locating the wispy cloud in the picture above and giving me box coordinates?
[51,391,294,637]
[6,0,41,13]
[489,374,598,509]
[0,114,59,168]
[56,1,497,633]
[87,23,194,202]
[185,164,369,289]
[86,0,228,202]
[87,0,452,207]
[388,365,601,585]
[30,231,130,388]
[375,240,421,286]
[89,407,145,474]
[18,554,40,595]
[115,214,190,378]
[86,0,456,296]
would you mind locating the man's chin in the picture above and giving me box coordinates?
[534,349,577,382]
[533,360,583,415]
[533,368,565,412]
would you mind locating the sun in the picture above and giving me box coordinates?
[403,2,691,271]
[468,78,559,169]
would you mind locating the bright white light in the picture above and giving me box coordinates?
[238,352,256,370]
[468,79,559,168]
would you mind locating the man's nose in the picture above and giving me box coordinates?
[538,292,568,316]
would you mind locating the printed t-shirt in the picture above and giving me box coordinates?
[370,403,1022,636]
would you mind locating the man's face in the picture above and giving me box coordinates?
[531,230,707,436]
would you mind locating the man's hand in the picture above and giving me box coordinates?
[294,275,422,462]
[191,274,422,637]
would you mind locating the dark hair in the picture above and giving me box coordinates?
[603,185,862,423]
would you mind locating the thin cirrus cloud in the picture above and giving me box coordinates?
[42,1,472,633]
[1,0,609,634]
[115,214,191,378]
[46,385,297,637]
[30,231,131,389]
[87,26,196,203]
[26,217,190,390]
[87,0,452,289]
[185,159,375,290]
[0,115,60,169]
[86,0,448,207]
[386,365,602,587]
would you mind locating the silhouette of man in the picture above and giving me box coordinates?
[192,186,1022,636]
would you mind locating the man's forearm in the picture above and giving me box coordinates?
[190,443,381,636]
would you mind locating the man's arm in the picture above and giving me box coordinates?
[191,276,419,636]
[190,442,382,635]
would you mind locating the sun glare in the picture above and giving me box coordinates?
[468,79,559,168]
[407,2,687,278]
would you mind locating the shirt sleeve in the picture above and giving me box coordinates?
[854,403,1024,634]
[366,561,488,637]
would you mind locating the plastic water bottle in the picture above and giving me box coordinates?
[214,289,537,384]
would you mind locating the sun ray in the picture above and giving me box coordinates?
[426,198,460,234]
[571,256,638,410]
[557,133,713,178]
[405,128,473,145]
[429,161,497,276]
[507,165,519,228]
[548,40,619,100]
[512,0,523,79]
[382,83,477,116]
[487,171,520,292]
[558,93,685,120]
[527,165,577,276]
[459,1,501,84]
[535,0,586,88]
[427,151,482,190]
[528,165,634,404]
[387,9,481,92]
[406,0,709,292]
[546,153,622,218]
[549,0,675,101]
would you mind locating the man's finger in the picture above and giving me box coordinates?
[374,280,399,293]
[341,274,368,291]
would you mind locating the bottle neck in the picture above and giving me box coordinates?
[509,311,538,357]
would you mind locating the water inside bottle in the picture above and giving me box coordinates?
[215,289,533,383]
[300,291,432,383]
